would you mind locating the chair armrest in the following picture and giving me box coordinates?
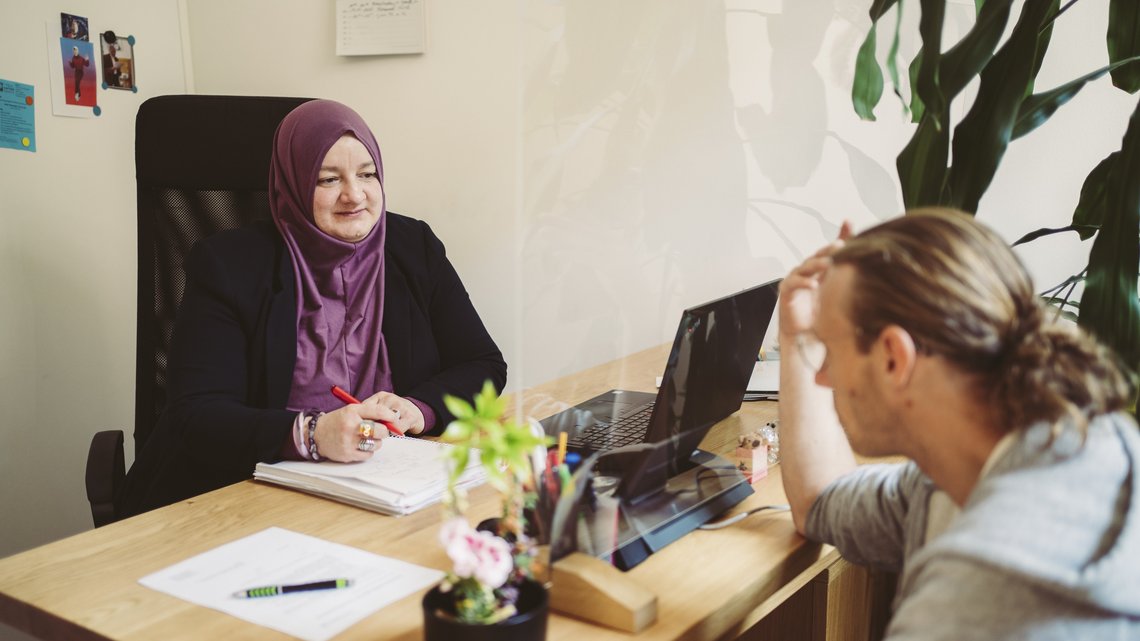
[85,430,125,528]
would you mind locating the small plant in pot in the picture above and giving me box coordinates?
[423,381,552,640]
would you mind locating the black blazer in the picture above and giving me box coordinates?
[117,213,507,517]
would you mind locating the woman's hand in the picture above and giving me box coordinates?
[360,391,426,436]
[313,404,392,462]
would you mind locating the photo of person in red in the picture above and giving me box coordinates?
[69,45,89,101]
[60,38,97,107]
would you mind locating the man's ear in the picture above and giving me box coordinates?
[877,325,918,388]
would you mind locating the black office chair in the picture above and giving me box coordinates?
[85,95,312,527]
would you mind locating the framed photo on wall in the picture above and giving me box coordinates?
[100,31,137,92]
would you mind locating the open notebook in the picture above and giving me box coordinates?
[254,436,484,516]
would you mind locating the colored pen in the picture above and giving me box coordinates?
[543,451,559,497]
[544,464,558,499]
[330,385,401,436]
[556,431,568,466]
[233,578,353,598]
[557,464,573,498]
[564,451,582,471]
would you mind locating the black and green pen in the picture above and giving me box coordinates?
[232,578,353,598]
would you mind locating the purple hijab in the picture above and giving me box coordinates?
[269,100,393,412]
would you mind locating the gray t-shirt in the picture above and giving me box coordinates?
[806,413,1140,640]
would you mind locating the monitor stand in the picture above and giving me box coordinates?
[582,449,755,571]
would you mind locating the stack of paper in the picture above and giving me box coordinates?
[744,360,779,401]
[254,437,484,516]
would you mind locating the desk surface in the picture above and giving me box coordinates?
[0,345,837,641]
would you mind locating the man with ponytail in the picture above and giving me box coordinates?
[778,208,1139,639]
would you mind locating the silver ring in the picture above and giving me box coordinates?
[392,409,401,420]
[356,439,375,452]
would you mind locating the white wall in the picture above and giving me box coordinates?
[515,0,1133,400]
[0,1,188,558]
[0,0,1130,559]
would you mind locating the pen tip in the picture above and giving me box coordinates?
[232,591,248,598]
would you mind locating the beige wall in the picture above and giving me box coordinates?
[0,1,188,558]
[0,0,1130,558]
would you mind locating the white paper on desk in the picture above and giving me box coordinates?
[747,360,779,394]
[659,361,778,397]
[139,527,442,641]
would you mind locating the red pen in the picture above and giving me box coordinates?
[330,385,402,436]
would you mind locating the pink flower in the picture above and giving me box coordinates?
[439,517,514,589]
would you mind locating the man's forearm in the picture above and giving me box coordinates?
[778,337,856,534]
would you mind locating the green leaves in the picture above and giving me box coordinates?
[854,25,885,121]
[897,111,950,208]
[869,0,899,19]
[852,0,1140,375]
[1078,98,1140,375]
[1072,153,1120,240]
[440,380,552,495]
[852,0,902,120]
[914,0,947,125]
[1108,0,1140,92]
[945,0,1057,213]
[886,4,905,110]
[908,50,926,122]
[1011,225,1101,246]
[938,0,1012,102]
[1013,56,1140,141]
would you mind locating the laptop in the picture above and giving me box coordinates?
[539,279,781,500]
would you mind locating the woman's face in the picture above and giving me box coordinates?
[312,135,383,243]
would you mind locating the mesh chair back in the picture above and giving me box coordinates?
[134,95,311,454]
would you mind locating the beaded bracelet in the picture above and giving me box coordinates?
[306,411,324,461]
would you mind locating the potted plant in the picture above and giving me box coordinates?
[422,381,552,640]
[850,0,1140,379]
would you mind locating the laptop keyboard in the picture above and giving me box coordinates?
[566,402,655,451]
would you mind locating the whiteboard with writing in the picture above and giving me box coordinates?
[336,0,425,56]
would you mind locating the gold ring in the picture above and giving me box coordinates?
[358,420,375,439]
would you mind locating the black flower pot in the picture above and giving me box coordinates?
[422,578,548,641]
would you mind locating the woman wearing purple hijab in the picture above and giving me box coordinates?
[117,100,506,517]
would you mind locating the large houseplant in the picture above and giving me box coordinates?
[851,0,1140,378]
[422,381,551,639]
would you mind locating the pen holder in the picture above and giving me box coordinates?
[549,552,657,633]
[734,444,768,484]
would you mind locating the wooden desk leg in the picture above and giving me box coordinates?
[735,558,897,641]
[865,568,898,641]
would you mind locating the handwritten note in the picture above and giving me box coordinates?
[336,0,426,56]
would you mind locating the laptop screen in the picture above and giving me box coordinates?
[615,279,781,500]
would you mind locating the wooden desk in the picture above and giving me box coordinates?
[0,345,883,641]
